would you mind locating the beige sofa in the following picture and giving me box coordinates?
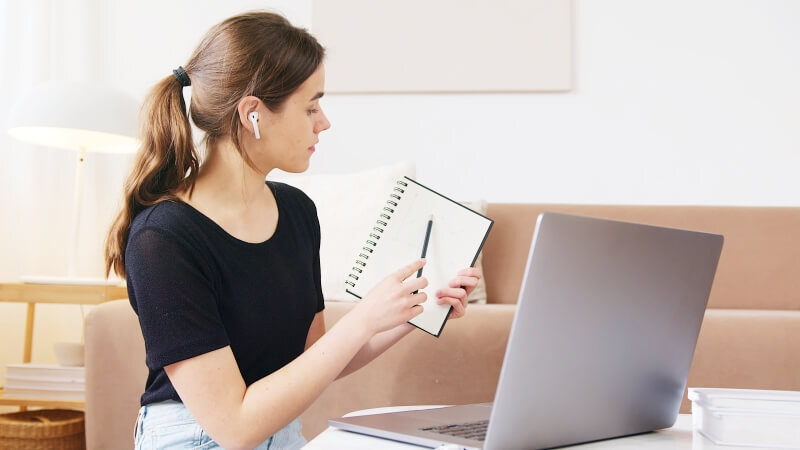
[84,204,800,448]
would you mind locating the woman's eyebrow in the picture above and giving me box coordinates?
[309,92,324,101]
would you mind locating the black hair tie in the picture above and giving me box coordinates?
[172,66,191,87]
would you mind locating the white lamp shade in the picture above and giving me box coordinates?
[7,80,140,153]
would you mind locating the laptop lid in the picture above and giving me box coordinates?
[485,212,723,449]
[329,212,723,449]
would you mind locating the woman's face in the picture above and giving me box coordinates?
[258,64,330,173]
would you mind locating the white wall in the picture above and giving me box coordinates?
[316,1,800,205]
[0,0,798,386]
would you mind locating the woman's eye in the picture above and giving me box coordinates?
[307,108,319,115]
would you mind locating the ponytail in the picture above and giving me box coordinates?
[105,11,325,278]
[104,75,198,278]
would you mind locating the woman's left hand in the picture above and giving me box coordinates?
[436,267,483,319]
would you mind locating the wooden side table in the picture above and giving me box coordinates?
[0,282,129,410]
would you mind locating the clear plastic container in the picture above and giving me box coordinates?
[689,388,800,448]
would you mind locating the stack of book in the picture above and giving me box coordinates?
[3,363,85,401]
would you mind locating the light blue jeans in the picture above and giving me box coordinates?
[134,400,306,449]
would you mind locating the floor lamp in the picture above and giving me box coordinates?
[7,80,139,285]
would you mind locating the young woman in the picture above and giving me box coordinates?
[105,11,481,450]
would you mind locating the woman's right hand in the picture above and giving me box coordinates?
[350,258,428,335]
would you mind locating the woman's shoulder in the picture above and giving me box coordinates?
[125,201,207,264]
[267,181,320,239]
[267,181,317,212]
[128,201,213,249]
[131,200,195,232]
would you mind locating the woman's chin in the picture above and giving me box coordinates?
[280,161,311,174]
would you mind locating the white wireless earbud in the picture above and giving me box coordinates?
[248,111,261,140]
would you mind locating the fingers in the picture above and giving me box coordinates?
[457,267,483,279]
[380,263,477,325]
[407,304,424,320]
[407,290,427,307]
[437,284,468,319]
[403,275,428,295]
[438,296,466,318]
[448,275,479,289]
[437,287,467,300]
[395,258,427,281]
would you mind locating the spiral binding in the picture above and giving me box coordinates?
[346,179,409,289]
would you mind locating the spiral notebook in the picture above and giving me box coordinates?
[345,177,494,336]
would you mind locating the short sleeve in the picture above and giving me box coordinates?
[312,218,325,313]
[273,181,325,313]
[304,191,325,313]
[126,226,230,370]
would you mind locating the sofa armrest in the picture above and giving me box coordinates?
[300,301,516,439]
[84,299,147,450]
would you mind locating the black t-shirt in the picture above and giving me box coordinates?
[125,181,325,406]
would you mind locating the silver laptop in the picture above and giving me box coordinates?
[328,212,724,449]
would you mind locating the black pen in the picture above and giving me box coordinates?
[417,214,434,279]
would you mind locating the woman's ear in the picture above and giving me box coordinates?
[237,96,264,136]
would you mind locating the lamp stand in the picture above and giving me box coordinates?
[67,146,87,278]
[21,147,120,286]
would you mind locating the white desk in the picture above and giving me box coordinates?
[304,407,729,449]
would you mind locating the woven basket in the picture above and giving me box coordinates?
[0,409,85,450]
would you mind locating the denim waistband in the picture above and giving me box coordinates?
[134,400,306,449]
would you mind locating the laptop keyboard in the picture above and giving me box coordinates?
[420,419,488,441]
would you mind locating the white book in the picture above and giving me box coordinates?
[6,363,85,380]
[2,387,84,401]
[3,373,85,384]
[5,375,85,391]
[345,177,493,336]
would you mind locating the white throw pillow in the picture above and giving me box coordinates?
[270,162,416,301]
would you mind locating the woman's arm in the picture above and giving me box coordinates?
[166,259,428,450]
[305,312,415,379]
[167,316,366,449]
[304,266,484,380]
[335,322,415,378]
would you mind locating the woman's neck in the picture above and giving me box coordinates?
[179,137,280,243]
[191,138,272,207]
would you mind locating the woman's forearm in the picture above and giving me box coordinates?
[168,313,372,449]
[336,323,416,379]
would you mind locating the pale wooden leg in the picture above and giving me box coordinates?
[23,303,35,363]
[19,303,35,412]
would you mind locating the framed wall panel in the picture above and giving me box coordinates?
[311,0,572,93]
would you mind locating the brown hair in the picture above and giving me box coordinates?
[105,11,325,277]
